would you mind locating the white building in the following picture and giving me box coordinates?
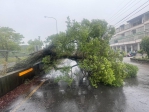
[110,11,149,53]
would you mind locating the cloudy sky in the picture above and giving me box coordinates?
[0,0,148,44]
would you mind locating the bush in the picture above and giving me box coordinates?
[111,62,126,87]
[120,51,127,57]
[141,36,149,58]
[124,63,138,78]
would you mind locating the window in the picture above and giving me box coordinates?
[124,24,130,30]
[132,29,136,34]
[116,28,120,33]
[121,33,124,37]
[120,26,124,31]
[145,23,149,30]
[125,31,131,36]
[145,32,149,36]
[132,18,142,27]
[145,13,149,22]
[136,26,144,33]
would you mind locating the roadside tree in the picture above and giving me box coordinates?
[141,36,149,58]
[0,27,24,61]
[27,36,43,53]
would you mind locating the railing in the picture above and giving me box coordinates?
[109,40,115,44]
[110,32,145,44]
[116,21,148,33]
[118,32,144,43]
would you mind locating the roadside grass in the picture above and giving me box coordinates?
[0,56,28,76]
[0,56,27,64]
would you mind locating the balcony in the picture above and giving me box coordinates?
[111,32,145,44]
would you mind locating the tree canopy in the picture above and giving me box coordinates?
[141,36,149,58]
[27,36,43,53]
[7,18,138,87]
[0,27,24,61]
[43,17,128,87]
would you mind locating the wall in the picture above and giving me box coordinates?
[0,62,44,97]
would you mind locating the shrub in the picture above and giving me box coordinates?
[141,36,149,58]
[111,62,126,87]
[138,49,145,58]
[120,51,127,57]
[124,63,138,78]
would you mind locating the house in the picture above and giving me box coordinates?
[110,11,149,53]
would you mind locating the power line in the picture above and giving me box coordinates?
[114,0,149,26]
[109,0,133,19]
[115,2,149,27]
[110,0,142,24]
[109,0,136,21]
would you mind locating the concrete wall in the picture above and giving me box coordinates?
[0,62,44,97]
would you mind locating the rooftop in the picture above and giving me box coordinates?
[127,11,149,23]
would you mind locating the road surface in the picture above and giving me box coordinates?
[1,57,149,112]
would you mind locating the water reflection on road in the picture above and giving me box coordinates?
[2,57,149,112]
[28,82,126,112]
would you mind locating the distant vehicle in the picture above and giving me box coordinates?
[127,53,131,57]
[130,52,136,56]
[127,52,136,57]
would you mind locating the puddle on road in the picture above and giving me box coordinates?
[26,59,126,112]
[32,59,148,112]
[30,59,149,112]
[28,81,127,112]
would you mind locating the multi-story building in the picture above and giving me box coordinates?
[110,11,149,53]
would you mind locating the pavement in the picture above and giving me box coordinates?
[1,57,149,112]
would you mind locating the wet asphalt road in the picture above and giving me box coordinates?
[2,57,149,112]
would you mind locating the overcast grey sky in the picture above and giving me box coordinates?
[0,0,148,44]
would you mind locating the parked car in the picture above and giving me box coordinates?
[127,53,131,57]
[130,52,136,56]
[127,52,136,57]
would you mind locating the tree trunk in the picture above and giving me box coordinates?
[7,45,83,73]
[5,51,8,62]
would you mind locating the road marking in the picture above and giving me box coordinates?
[11,79,46,112]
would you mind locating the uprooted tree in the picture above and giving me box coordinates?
[8,17,138,87]
[42,17,128,88]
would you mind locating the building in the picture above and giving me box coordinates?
[110,11,149,53]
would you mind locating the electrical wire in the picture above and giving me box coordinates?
[115,3,149,27]
[114,0,149,26]
[109,0,136,21]
[110,0,142,24]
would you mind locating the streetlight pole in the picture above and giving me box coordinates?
[44,16,58,34]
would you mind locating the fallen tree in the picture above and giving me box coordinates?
[7,44,83,73]
[7,17,138,88]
